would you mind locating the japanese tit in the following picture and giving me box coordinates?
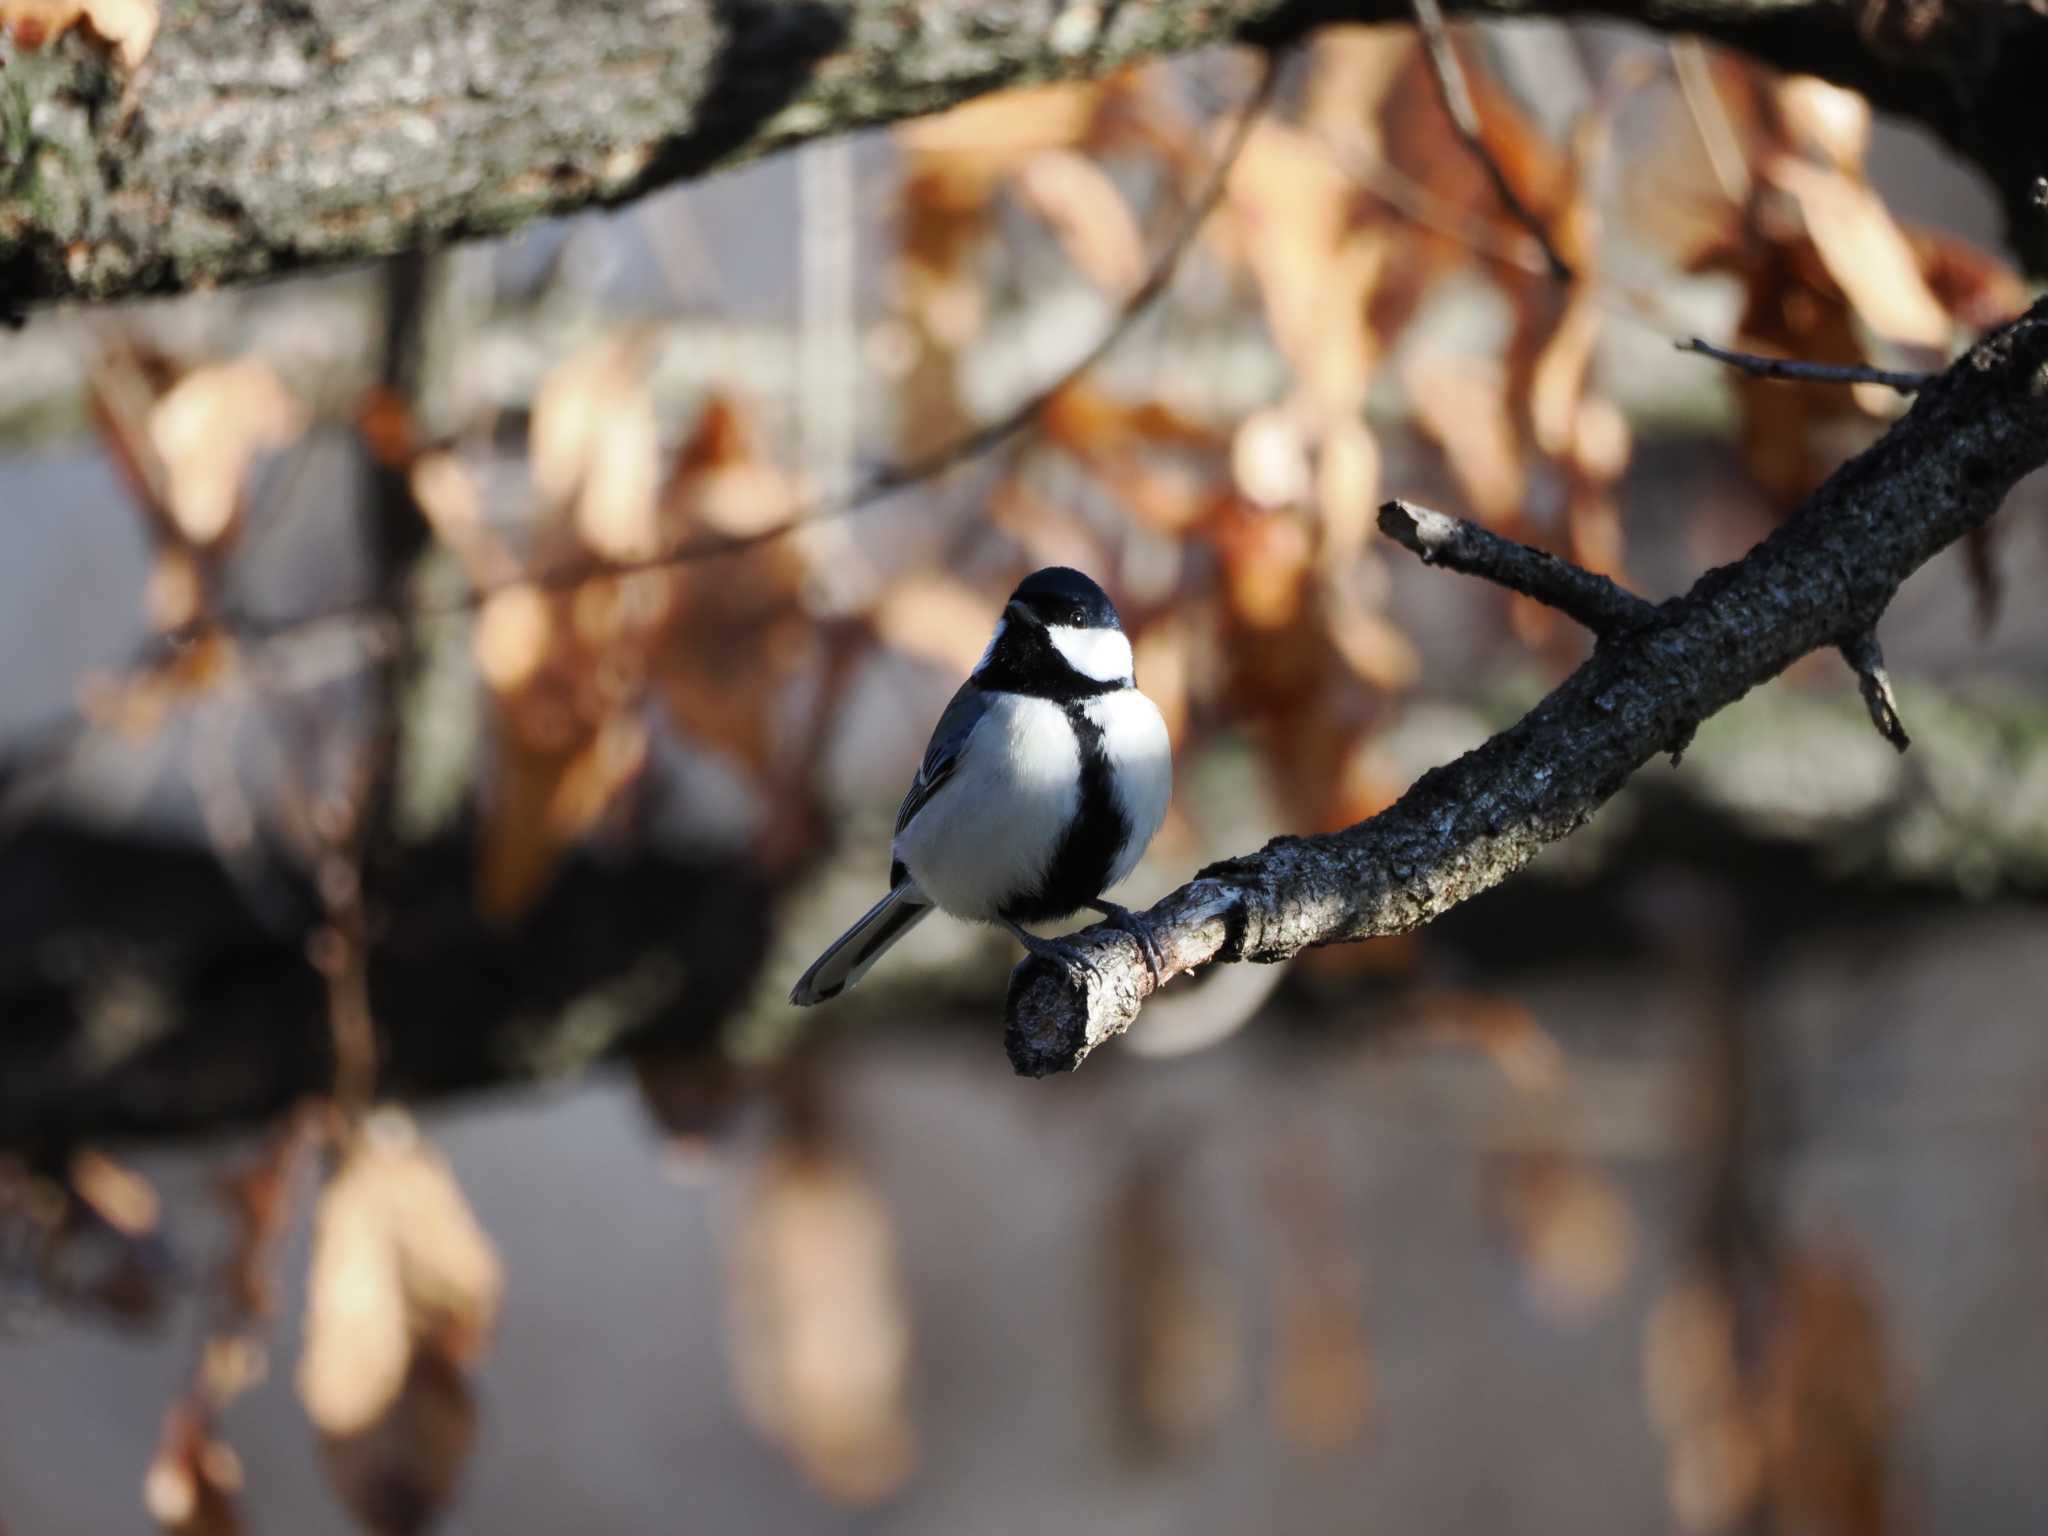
[790,566,1171,1005]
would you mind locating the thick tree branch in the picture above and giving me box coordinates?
[1005,298,2048,1076]
[5,0,2048,307]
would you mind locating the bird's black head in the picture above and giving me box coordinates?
[1007,567,1123,633]
[973,566,1132,699]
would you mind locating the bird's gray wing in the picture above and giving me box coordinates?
[894,680,989,838]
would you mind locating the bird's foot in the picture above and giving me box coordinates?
[1087,899,1164,990]
[1001,918,1105,994]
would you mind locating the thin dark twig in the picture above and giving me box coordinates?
[1840,630,1910,752]
[193,54,1284,650]
[1679,337,1928,395]
[1407,0,1574,284]
[1377,499,1655,635]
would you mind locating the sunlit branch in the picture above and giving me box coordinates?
[1840,630,1910,753]
[1376,499,1655,634]
[1005,299,2048,1076]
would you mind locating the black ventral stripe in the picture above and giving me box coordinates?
[1000,700,1130,925]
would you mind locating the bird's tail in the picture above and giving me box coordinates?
[788,882,934,1005]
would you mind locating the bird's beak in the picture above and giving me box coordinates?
[1003,600,1034,627]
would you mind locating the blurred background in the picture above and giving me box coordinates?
[2,24,2046,1535]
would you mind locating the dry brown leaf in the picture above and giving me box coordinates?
[298,1116,502,1438]
[729,1144,916,1505]
[1772,76,1870,174]
[1231,407,1313,510]
[1406,360,1525,527]
[1490,1153,1635,1319]
[1010,149,1146,293]
[1759,1254,1900,1536]
[148,361,308,547]
[68,1147,159,1238]
[1770,158,1952,350]
[472,584,552,695]
[663,393,798,538]
[1314,417,1381,564]
[898,81,1104,161]
[143,1398,243,1536]
[319,1352,478,1536]
[531,336,661,559]
[3,0,156,67]
[1645,1277,1764,1530]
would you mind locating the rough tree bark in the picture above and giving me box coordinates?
[1005,300,2048,1075]
[3,0,2047,309]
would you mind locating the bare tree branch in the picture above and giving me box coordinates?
[1005,298,2048,1076]
[1406,0,1575,282]
[1378,499,1917,752]
[1376,499,1653,633]
[1678,339,1930,395]
[6,0,2048,308]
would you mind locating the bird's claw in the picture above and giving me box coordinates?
[1089,900,1165,990]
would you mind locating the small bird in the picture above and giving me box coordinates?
[790,566,1171,1005]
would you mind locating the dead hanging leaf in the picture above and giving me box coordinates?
[2,0,156,68]
[530,335,661,560]
[1489,1153,1635,1320]
[143,1397,243,1536]
[148,360,308,548]
[1314,417,1381,565]
[1769,158,1952,350]
[728,1142,916,1506]
[69,1147,160,1239]
[1644,1276,1765,1532]
[897,80,1106,162]
[1405,360,1526,528]
[472,584,552,696]
[298,1114,502,1439]
[1010,149,1146,293]
[1232,408,1313,510]
[319,1351,479,1536]
[1759,1254,1901,1536]
[1773,76,1870,173]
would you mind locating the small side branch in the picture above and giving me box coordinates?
[1840,631,1911,752]
[1679,338,1929,395]
[1376,499,1656,635]
[1408,0,1575,284]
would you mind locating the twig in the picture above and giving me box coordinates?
[1377,499,1655,635]
[1679,337,1928,395]
[1004,298,2048,1076]
[1407,0,1574,284]
[1840,630,1910,753]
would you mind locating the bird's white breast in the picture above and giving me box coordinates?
[1085,687,1172,891]
[891,692,1079,921]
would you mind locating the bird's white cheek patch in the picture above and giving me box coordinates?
[1048,625,1133,684]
